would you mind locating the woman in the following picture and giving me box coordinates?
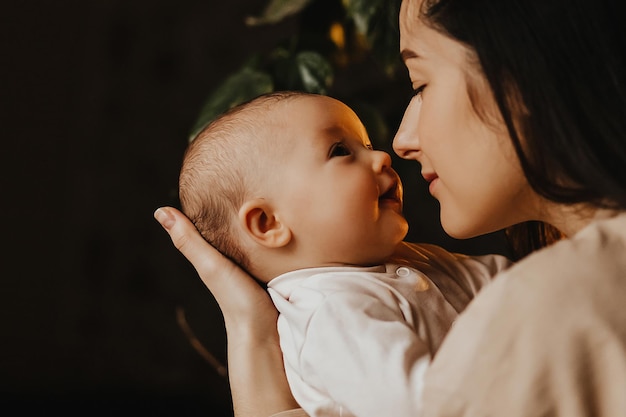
[155,0,626,415]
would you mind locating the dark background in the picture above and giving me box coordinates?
[2,1,509,415]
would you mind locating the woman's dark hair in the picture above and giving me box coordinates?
[419,0,626,258]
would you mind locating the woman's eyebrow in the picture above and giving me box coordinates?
[400,49,420,62]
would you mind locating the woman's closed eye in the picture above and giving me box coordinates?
[328,142,352,158]
[412,84,425,100]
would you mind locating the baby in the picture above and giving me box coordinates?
[179,91,511,417]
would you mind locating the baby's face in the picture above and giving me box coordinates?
[269,95,409,266]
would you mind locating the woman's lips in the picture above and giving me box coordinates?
[422,172,439,196]
[428,177,439,196]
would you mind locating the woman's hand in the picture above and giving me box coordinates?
[154,207,300,416]
[154,206,277,332]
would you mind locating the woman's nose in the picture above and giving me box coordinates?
[393,96,422,160]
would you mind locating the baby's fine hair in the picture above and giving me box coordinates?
[179,91,310,270]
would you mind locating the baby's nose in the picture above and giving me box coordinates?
[372,149,392,173]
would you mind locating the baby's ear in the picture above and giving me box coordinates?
[238,199,292,248]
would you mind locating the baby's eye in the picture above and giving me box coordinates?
[328,142,352,158]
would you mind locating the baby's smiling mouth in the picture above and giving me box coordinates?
[379,181,402,206]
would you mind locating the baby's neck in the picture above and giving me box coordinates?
[249,247,395,285]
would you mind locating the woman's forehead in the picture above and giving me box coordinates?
[401,0,424,22]
[399,0,428,50]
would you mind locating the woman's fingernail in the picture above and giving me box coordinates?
[154,207,175,230]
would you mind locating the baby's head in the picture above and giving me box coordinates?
[179,92,300,272]
[179,91,408,282]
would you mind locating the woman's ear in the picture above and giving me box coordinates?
[238,199,292,248]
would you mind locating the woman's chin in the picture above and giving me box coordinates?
[440,217,484,240]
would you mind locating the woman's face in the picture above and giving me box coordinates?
[393,0,539,238]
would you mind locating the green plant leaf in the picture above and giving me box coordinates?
[342,0,381,35]
[188,67,273,142]
[343,0,401,74]
[269,48,302,91]
[246,0,314,26]
[269,50,333,93]
[295,51,334,94]
[367,0,401,75]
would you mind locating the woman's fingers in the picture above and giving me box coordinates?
[154,206,278,326]
[154,206,229,279]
